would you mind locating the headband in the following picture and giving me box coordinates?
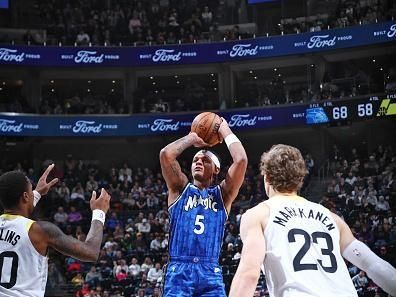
[194,150,221,169]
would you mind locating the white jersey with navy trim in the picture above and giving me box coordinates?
[0,214,48,297]
[262,196,357,297]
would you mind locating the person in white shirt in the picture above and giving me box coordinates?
[229,144,396,297]
[128,257,141,278]
[150,234,162,251]
[137,218,151,233]
[147,263,163,283]
[352,270,368,296]
[53,206,68,227]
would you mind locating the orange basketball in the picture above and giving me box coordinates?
[191,112,222,146]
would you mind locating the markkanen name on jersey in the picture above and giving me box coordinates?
[273,206,335,231]
[184,194,218,212]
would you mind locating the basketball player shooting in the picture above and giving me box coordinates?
[0,164,111,297]
[229,144,396,297]
[159,115,247,296]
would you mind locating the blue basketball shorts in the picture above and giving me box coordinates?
[162,260,226,297]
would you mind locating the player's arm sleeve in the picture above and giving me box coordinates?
[342,239,396,296]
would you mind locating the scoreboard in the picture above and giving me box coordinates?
[305,94,396,125]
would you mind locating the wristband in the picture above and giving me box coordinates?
[33,190,41,207]
[92,209,106,225]
[224,134,241,149]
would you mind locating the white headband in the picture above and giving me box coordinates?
[194,150,221,169]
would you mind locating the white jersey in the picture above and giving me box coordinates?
[0,214,48,297]
[262,196,357,297]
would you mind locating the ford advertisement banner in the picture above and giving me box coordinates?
[1,94,395,137]
[0,104,308,137]
[0,21,395,67]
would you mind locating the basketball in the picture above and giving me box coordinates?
[191,112,222,146]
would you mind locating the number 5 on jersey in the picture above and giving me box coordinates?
[194,215,205,234]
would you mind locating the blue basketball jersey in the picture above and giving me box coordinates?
[168,183,228,262]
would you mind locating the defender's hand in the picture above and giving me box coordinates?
[90,188,111,213]
[35,164,59,196]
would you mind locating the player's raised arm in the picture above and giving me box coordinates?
[219,119,248,211]
[159,133,207,203]
[30,188,111,262]
[229,206,267,297]
[332,213,396,296]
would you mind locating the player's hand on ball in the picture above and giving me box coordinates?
[218,117,232,142]
[189,132,210,148]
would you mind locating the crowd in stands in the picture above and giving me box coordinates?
[279,0,395,35]
[321,144,396,297]
[0,0,395,46]
[1,62,394,114]
[32,0,225,46]
[0,141,394,296]
[39,92,129,115]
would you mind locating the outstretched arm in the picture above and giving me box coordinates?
[229,207,266,297]
[219,119,247,212]
[30,189,111,262]
[332,213,396,296]
[159,133,207,204]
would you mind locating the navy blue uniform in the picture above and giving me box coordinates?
[163,183,228,297]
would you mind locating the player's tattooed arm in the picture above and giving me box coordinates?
[37,220,103,262]
[160,135,193,193]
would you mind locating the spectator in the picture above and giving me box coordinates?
[85,266,102,287]
[137,218,151,234]
[352,270,368,296]
[141,257,153,273]
[75,30,90,45]
[71,273,84,287]
[53,206,68,228]
[128,257,141,278]
[150,234,162,251]
[147,262,163,283]
[67,206,83,224]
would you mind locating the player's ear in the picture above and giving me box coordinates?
[214,166,220,175]
[22,191,30,204]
